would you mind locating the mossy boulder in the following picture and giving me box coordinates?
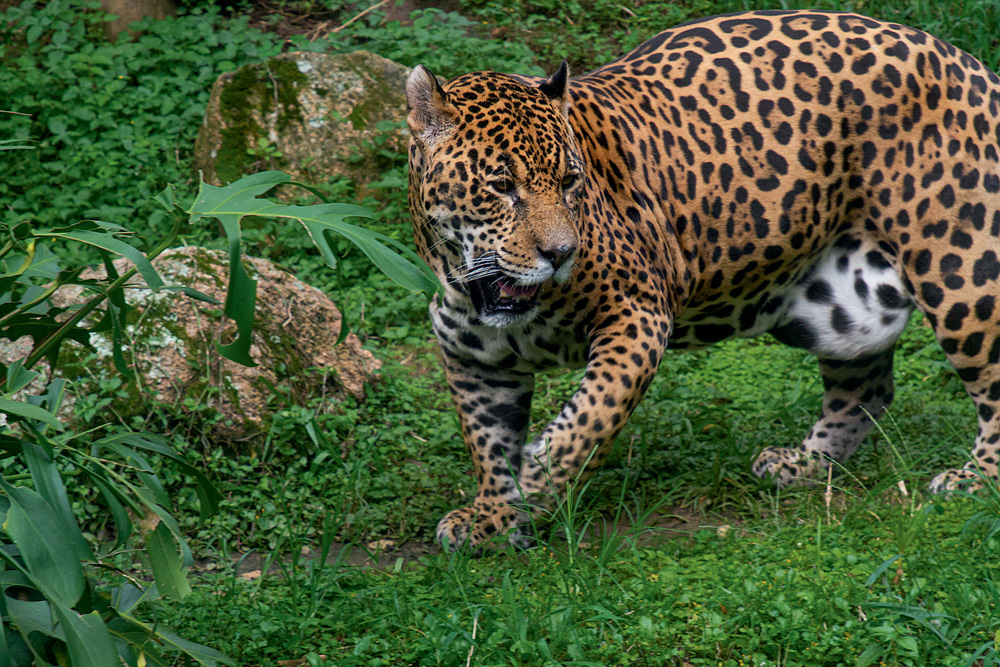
[193,51,411,196]
[46,247,380,444]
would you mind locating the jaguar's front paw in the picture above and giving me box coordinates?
[435,502,531,552]
[752,446,825,488]
[928,465,994,493]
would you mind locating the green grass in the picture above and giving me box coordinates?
[142,314,997,665]
[159,490,1000,666]
[5,0,999,664]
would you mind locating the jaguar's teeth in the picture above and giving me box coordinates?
[498,280,539,300]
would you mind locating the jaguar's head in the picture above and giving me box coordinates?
[405,62,584,327]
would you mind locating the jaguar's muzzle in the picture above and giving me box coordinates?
[469,272,540,316]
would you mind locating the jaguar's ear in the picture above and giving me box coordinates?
[538,60,571,119]
[406,65,457,148]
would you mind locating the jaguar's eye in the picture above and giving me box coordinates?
[490,178,516,195]
[561,173,579,190]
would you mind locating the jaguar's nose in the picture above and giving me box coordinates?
[538,244,575,272]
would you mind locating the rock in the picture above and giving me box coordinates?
[29,247,379,442]
[193,51,411,197]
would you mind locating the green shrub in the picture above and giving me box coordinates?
[0,0,281,232]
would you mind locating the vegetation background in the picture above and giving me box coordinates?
[2,0,1000,665]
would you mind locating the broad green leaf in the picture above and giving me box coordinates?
[188,177,262,367]
[18,244,65,281]
[53,606,118,667]
[187,171,290,222]
[0,398,62,429]
[152,183,176,211]
[1,241,37,279]
[1,483,85,607]
[20,440,93,561]
[143,523,191,601]
[5,597,59,639]
[4,359,38,394]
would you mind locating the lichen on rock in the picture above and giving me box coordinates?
[35,247,380,444]
[194,50,412,196]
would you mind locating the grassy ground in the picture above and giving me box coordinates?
[5,0,999,664]
[150,313,1000,666]
[157,1,998,664]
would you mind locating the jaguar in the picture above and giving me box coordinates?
[404,9,1000,550]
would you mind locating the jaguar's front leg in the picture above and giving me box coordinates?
[436,351,535,550]
[516,318,669,534]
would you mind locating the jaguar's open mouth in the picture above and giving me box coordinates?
[469,273,540,316]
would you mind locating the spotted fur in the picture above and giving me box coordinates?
[405,9,1000,550]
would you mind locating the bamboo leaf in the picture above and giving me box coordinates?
[154,627,235,667]
[143,523,191,601]
[93,432,221,519]
[1,482,85,607]
[20,440,93,561]
[53,606,118,667]
[34,228,164,291]
[0,397,62,429]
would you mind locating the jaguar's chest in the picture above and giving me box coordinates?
[430,293,591,372]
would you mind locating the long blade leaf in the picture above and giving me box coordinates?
[53,606,118,667]
[143,523,191,601]
[1,482,85,607]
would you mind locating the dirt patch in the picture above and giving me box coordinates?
[193,504,736,580]
[243,0,466,46]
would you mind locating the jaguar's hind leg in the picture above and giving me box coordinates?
[753,348,896,486]
[926,322,1000,492]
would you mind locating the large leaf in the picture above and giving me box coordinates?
[0,397,62,429]
[4,597,59,640]
[187,175,273,368]
[53,606,118,667]
[197,172,439,296]
[20,440,93,562]
[186,172,440,367]
[143,523,191,601]
[0,483,85,607]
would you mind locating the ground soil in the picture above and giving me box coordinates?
[197,504,731,578]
